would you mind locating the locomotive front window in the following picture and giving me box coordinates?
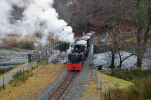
[75,45,85,51]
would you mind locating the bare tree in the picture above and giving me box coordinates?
[134,0,151,68]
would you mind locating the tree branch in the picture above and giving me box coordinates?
[117,53,134,69]
[121,54,134,63]
[127,19,138,27]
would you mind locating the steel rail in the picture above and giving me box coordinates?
[55,71,76,100]
[47,71,76,100]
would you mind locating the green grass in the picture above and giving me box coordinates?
[27,62,46,72]
[106,76,151,99]
[96,70,133,93]
[0,63,25,79]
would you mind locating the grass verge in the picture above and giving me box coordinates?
[82,71,100,100]
[82,70,133,100]
[102,69,151,99]
[96,70,133,92]
[0,63,64,100]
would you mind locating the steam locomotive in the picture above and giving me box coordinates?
[66,31,95,70]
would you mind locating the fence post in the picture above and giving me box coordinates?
[46,48,48,64]
[23,67,24,81]
[28,53,31,63]
[34,51,35,61]
[3,77,4,91]
[51,41,53,55]
[38,50,40,63]
[109,91,110,100]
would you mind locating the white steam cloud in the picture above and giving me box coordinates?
[0,0,74,45]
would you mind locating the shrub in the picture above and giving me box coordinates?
[13,70,23,80]
[0,67,13,75]
[0,69,5,74]
[2,39,35,49]
[109,69,151,81]
[13,69,33,81]
[131,69,151,78]
[21,41,34,49]
[98,65,102,70]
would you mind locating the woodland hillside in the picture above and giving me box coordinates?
[54,0,150,36]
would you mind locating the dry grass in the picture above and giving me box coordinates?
[83,78,100,100]
[82,71,100,100]
[6,36,37,42]
[0,63,64,100]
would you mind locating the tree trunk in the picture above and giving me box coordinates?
[137,56,142,67]
[118,50,122,68]
[136,26,142,68]
[110,49,115,69]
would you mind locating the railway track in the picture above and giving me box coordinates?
[47,71,77,100]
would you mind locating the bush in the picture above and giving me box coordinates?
[110,69,133,80]
[109,69,151,81]
[131,69,151,78]
[2,39,35,49]
[13,69,33,81]
[13,70,23,80]
[0,69,5,74]
[0,67,13,75]
[98,65,102,70]
[21,41,34,49]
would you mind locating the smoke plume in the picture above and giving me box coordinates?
[0,0,74,45]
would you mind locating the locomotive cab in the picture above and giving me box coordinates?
[81,36,91,47]
[76,40,87,55]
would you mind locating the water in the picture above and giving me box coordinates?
[0,49,33,69]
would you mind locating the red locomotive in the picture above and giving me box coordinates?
[66,31,95,70]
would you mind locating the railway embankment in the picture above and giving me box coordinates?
[82,70,134,100]
[82,68,151,100]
